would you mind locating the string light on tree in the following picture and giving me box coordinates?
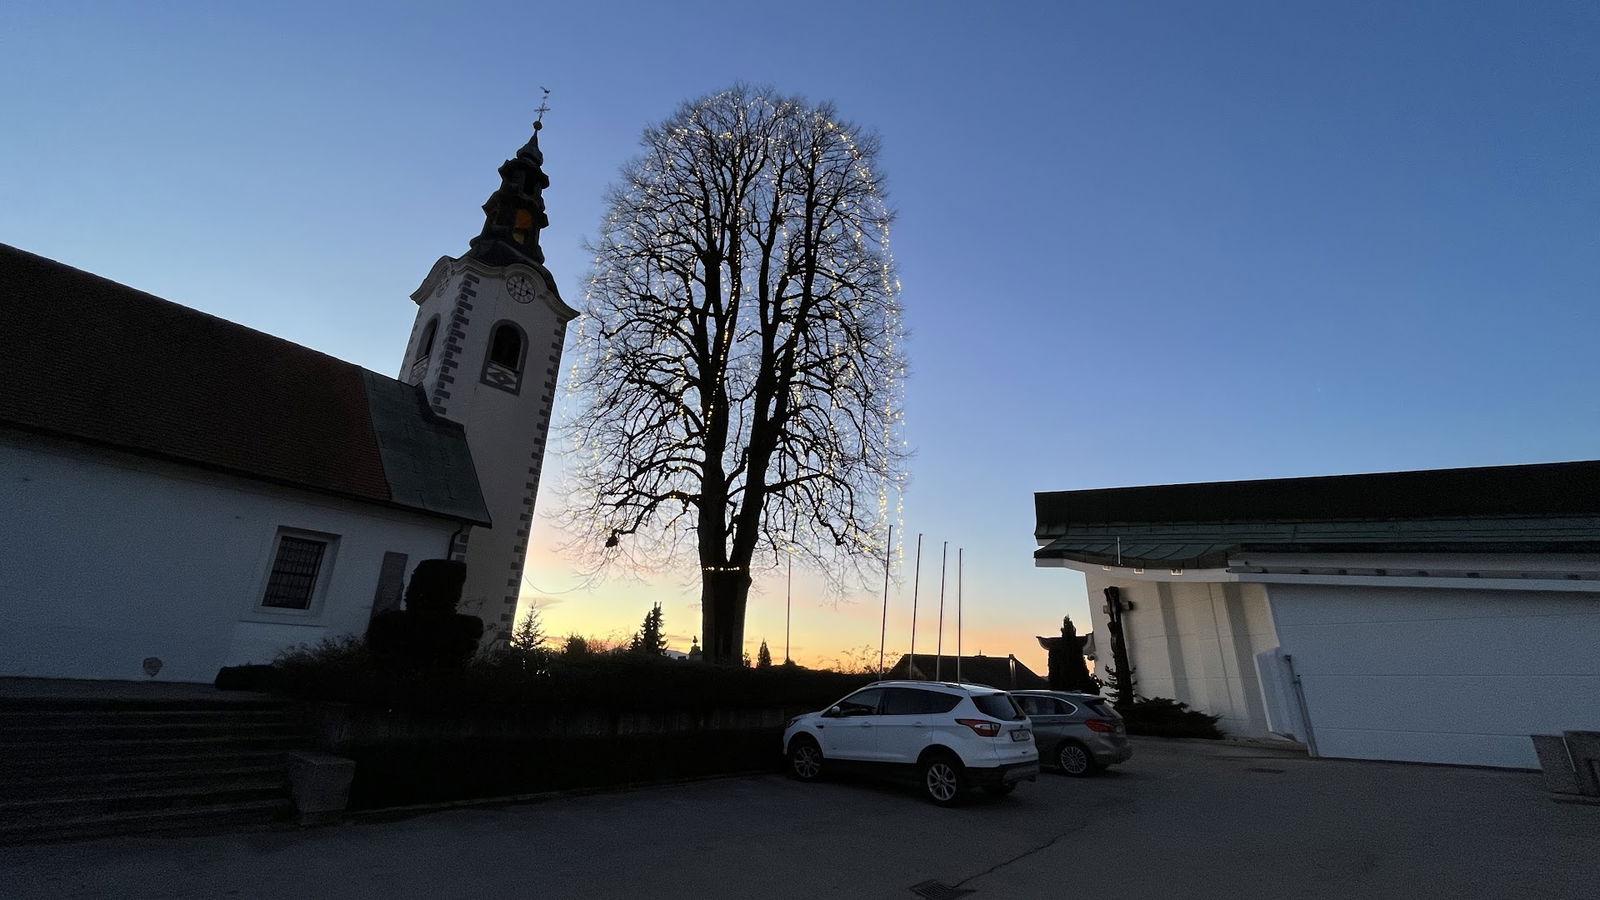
[560,86,906,664]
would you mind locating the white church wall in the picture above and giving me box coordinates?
[1267,581,1600,768]
[0,432,457,683]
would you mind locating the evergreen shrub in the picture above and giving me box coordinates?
[366,559,483,671]
[1119,696,1224,739]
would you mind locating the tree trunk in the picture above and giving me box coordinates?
[700,569,751,665]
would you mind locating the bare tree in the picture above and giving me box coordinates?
[565,85,906,665]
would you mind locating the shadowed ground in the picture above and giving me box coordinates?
[2,738,1591,899]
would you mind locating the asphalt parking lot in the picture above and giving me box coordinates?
[2,738,1594,899]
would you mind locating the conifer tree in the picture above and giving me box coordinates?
[629,603,668,656]
[503,608,550,672]
[757,639,773,669]
[510,608,546,652]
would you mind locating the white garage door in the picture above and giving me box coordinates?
[1268,583,1600,768]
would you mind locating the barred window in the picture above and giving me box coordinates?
[262,535,328,610]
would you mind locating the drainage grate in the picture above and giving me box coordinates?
[1246,767,1286,774]
[910,880,974,899]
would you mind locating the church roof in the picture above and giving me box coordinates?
[0,244,490,525]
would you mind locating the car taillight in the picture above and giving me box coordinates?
[956,718,1001,737]
[1085,719,1114,734]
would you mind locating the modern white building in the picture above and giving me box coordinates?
[0,126,574,682]
[1034,461,1600,769]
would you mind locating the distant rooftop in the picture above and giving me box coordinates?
[886,653,1048,690]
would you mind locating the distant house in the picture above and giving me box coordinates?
[1034,460,1600,769]
[886,653,1047,690]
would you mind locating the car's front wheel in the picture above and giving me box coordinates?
[788,736,824,782]
[1057,740,1099,777]
[921,752,965,806]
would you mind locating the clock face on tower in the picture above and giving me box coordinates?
[506,273,536,304]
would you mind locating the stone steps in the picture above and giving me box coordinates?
[1,748,291,781]
[0,799,294,845]
[0,707,300,727]
[1,764,288,801]
[0,779,288,819]
[6,734,305,763]
[0,695,311,843]
[4,720,304,741]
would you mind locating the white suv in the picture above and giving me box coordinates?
[782,680,1039,805]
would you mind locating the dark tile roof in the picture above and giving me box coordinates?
[886,654,1048,690]
[1034,461,1600,568]
[0,244,489,525]
[1037,460,1600,535]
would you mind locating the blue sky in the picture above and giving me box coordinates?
[5,1,1597,669]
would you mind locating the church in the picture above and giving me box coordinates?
[0,124,577,683]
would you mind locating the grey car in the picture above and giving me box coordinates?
[1011,690,1132,776]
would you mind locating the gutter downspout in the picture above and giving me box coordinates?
[1284,653,1319,757]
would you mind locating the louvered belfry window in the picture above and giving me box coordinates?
[262,536,327,609]
[482,321,525,393]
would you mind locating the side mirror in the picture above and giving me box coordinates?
[823,706,842,718]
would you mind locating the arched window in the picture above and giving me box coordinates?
[490,324,522,370]
[409,316,439,382]
[481,321,526,393]
[418,316,439,359]
[513,209,534,246]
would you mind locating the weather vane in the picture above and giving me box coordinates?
[534,87,551,131]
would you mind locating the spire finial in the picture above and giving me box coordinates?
[468,103,553,267]
[534,87,551,132]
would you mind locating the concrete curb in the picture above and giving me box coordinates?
[1127,735,1308,753]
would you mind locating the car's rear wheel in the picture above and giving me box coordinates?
[1057,740,1099,777]
[921,752,965,806]
[788,736,824,781]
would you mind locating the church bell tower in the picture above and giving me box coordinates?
[399,120,578,643]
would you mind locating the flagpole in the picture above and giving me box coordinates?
[957,548,963,684]
[936,541,948,681]
[878,524,892,678]
[908,534,923,680]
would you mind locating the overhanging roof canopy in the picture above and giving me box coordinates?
[1035,461,1600,570]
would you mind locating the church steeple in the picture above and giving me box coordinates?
[401,109,578,648]
[467,121,551,267]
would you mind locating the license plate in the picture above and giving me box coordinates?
[1011,729,1031,741]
